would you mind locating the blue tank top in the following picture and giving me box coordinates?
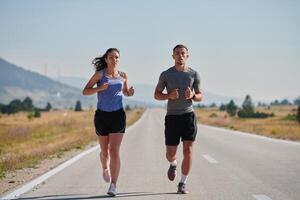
[97,69,125,112]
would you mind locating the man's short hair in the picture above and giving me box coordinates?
[173,44,188,53]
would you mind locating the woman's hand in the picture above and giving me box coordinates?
[99,82,109,91]
[126,86,134,96]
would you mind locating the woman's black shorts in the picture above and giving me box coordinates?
[165,112,197,146]
[94,108,126,136]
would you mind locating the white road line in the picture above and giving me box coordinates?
[1,145,99,200]
[199,124,300,146]
[253,194,273,200]
[1,110,147,200]
[202,154,218,164]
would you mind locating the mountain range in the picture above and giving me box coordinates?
[0,57,246,109]
[0,58,151,109]
[58,77,245,106]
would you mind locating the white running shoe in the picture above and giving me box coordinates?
[102,169,111,183]
[107,183,117,197]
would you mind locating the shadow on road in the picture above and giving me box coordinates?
[16,191,179,199]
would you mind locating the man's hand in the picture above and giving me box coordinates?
[168,88,179,100]
[185,87,193,99]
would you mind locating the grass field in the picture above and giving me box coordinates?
[1,106,298,179]
[0,108,144,179]
[195,105,300,141]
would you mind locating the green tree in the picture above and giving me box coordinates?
[219,104,227,111]
[226,100,238,116]
[210,103,217,108]
[294,97,300,105]
[4,99,23,114]
[280,99,291,105]
[45,102,52,111]
[74,100,82,111]
[270,100,279,106]
[196,104,206,108]
[22,96,34,111]
[242,95,254,114]
[0,103,4,113]
[297,105,300,124]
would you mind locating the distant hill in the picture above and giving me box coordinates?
[132,84,245,106]
[0,58,150,109]
[0,58,93,108]
[57,76,244,106]
[57,76,87,90]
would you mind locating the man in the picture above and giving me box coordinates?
[154,44,202,194]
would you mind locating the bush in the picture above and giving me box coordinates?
[209,113,217,118]
[252,112,274,118]
[34,109,41,118]
[27,112,34,120]
[237,110,249,118]
[237,110,273,118]
[27,109,41,119]
[125,105,131,111]
[283,114,297,121]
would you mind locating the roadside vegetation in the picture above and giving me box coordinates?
[0,105,144,179]
[195,95,300,142]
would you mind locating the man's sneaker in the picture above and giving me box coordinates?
[107,183,117,197]
[102,168,111,183]
[177,182,189,194]
[167,164,177,181]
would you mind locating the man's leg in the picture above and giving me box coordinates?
[166,145,178,181]
[177,140,193,194]
[166,145,177,162]
[182,141,193,176]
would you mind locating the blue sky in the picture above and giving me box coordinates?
[0,0,299,101]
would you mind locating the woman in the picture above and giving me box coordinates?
[83,48,134,196]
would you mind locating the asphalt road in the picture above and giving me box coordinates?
[3,108,300,200]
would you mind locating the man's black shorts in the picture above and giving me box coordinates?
[94,108,126,136]
[165,112,197,146]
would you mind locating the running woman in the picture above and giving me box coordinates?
[83,48,134,196]
[154,44,202,194]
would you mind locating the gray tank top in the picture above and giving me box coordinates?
[156,66,200,115]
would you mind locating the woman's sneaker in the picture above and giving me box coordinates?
[107,183,117,197]
[102,169,111,183]
[177,182,189,194]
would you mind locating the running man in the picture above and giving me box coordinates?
[154,44,202,194]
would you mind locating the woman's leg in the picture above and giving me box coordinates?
[98,136,109,170]
[108,133,124,185]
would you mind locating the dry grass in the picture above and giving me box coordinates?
[0,108,144,179]
[126,108,145,127]
[195,105,300,141]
